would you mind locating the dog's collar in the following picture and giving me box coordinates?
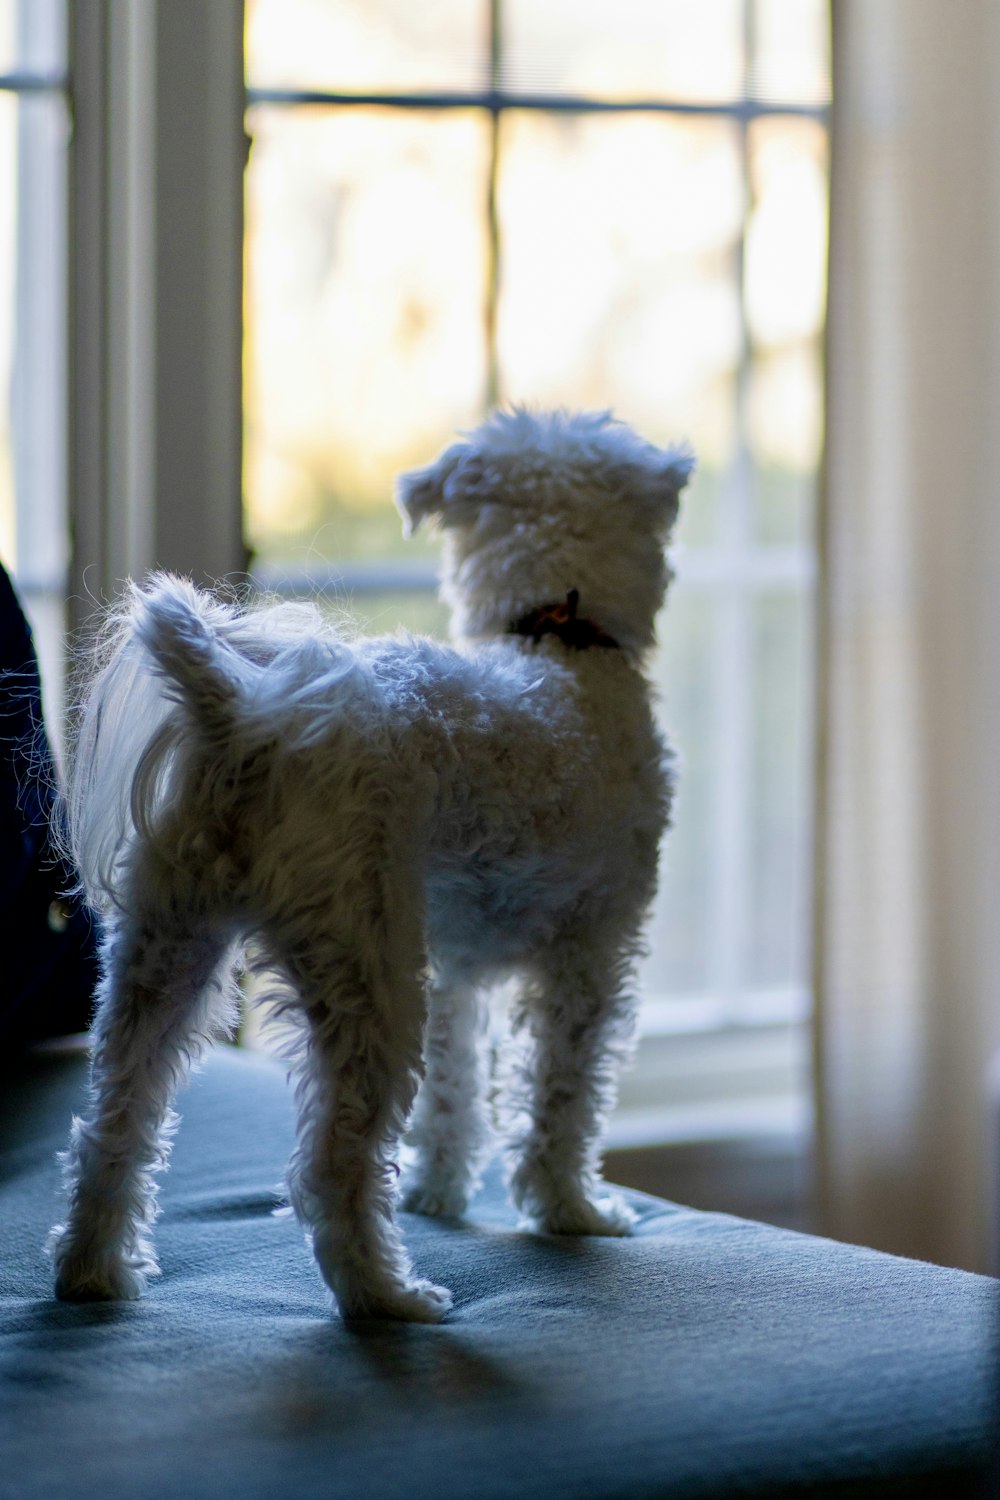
[507,590,621,651]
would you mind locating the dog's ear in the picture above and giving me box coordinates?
[627,445,696,533]
[395,443,491,536]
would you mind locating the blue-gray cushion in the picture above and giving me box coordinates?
[0,1046,995,1499]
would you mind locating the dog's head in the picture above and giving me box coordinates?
[395,408,693,658]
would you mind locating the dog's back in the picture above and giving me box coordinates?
[347,630,670,972]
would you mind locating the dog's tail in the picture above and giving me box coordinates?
[63,574,244,912]
[131,573,245,739]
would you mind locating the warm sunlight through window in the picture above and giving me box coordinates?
[243,0,830,1030]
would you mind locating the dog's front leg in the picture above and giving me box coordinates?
[508,941,637,1237]
[286,948,453,1323]
[401,975,489,1219]
[50,916,232,1300]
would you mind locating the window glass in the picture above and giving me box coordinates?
[245,107,491,581]
[246,0,488,95]
[0,0,68,718]
[748,589,813,989]
[0,92,16,567]
[750,0,830,106]
[0,0,66,76]
[503,0,744,102]
[327,588,451,641]
[496,111,744,547]
[744,115,826,546]
[244,0,829,1026]
[749,345,823,546]
[640,588,718,997]
[0,6,13,75]
[745,117,827,352]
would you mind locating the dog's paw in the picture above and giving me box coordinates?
[399,1178,468,1220]
[535,1193,637,1238]
[48,1226,154,1302]
[338,1276,454,1324]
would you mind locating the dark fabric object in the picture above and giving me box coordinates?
[0,1047,996,1499]
[0,564,98,1045]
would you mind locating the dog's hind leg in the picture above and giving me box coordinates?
[508,937,637,1237]
[50,914,235,1301]
[285,941,453,1323]
[401,975,489,1219]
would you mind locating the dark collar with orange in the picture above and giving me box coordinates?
[507,589,620,651]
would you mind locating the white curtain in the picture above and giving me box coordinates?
[818,0,1000,1274]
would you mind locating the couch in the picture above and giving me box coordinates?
[1,1044,995,1499]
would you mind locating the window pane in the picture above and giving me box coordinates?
[641,588,719,997]
[241,8,830,1028]
[0,0,67,579]
[744,116,827,545]
[245,107,491,579]
[0,84,68,718]
[745,116,828,351]
[0,93,15,567]
[503,0,744,103]
[330,587,450,640]
[748,589,814,988]
[751,0,830,107]
[0,0,65,77]
[246,0,488,94]
[497,111,745,546]
[749,345,822,546]
[0,6,13,73]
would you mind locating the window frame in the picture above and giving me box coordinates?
[1,1,70,707]
[60,2,821,1140]
[68,0,246,633]
[242,2,826,1043]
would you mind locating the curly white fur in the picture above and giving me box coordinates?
[48,408,693,1322]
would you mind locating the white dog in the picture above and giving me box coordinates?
[49,408,693,1322]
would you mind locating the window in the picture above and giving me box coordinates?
[12,3,827,1161]
[243,1,829,1096]
[0,0,68,718]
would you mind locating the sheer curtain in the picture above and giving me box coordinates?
[817,0,1000,1274]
